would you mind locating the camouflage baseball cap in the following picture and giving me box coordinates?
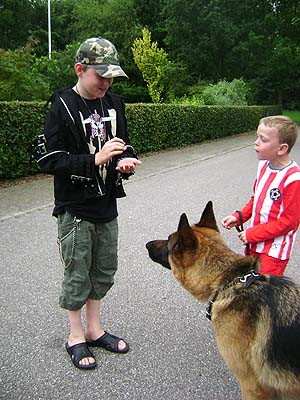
[75,37,128,79]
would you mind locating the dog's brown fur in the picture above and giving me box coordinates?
[146,201,300,400]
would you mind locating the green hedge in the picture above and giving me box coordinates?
[0,101,46,180]
[126,104,282,153]
[0,101,281,180]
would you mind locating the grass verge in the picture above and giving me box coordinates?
[283,110,300,123]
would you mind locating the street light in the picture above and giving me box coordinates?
[48,0,51,59]
[272,1,280,35]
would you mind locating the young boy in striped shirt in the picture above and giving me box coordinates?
[222,115,300,276]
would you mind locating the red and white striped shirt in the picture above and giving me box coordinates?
[235,160,300,260]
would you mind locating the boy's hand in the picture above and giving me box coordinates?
[238,230,248,244]
[95,138,127,166]
[222,215,238,229]
[116,158,142,174]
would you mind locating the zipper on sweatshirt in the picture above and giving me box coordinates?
[95,175,104,196]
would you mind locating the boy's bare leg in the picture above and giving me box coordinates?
[85,299,127,351]
[85,299,105,339]
[67,309,95,366]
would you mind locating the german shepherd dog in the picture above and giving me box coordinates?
[146,201,300,400]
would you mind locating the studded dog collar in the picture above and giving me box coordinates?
[206,270,261,321]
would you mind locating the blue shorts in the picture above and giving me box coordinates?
[57,211,118,311]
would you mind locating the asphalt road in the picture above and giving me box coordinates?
[1,131,300,400]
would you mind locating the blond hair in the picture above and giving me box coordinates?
[259,115,298,153]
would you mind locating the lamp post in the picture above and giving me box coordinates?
[48,0,51,59]
[272,1,280,35]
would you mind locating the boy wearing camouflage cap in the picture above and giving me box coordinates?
[37,37,141,370]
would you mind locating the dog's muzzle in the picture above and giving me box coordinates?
[146,240,171,269]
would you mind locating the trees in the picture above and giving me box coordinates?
[0,0,45,50]
[161,0,300,106]
[0,0,299,106]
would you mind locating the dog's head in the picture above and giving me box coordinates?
[146,201,253,302]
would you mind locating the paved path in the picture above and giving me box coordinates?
[1,131,300,400]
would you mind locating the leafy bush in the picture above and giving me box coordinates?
[0,42,79,102]
[0,46,50,101]
[132,28,170,103]
[111,82,151,103]
[202,79,251,106]
[31,42,80,94]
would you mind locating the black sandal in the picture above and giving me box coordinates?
[86,331,129,353]
[65,342,97,370]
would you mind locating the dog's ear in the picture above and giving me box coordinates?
[196,201,219,232]
[177,213,198,250]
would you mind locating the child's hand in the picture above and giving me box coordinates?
[116,158,142,174]
[95,138,127,166]
[238,231,248,244]
[222,215,238,229]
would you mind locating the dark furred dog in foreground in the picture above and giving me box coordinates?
[146,201,300,400]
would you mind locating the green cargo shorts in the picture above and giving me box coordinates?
[57,210,118,311]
